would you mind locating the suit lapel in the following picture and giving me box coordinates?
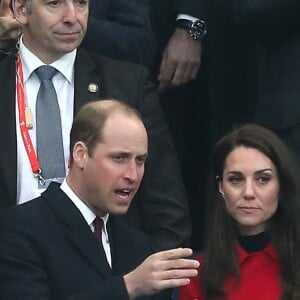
[74,48,103,113]
[0,54,18,205]
[0,48,103,205]
[0,49,105,206]
[108,218,143,275]
[44,183,112,278]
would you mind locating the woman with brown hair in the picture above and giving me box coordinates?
[179,123,300,300]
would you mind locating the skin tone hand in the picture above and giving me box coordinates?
[158,28,201,90]
[0,0,21,49]
[124,248,199,299]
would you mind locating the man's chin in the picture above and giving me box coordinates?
[111,204,131,215]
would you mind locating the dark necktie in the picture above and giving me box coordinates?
[94,217,112,269]
[93,217,104,248]
[35,65,65,184]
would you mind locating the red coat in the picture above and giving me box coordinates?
[178,243,281,300]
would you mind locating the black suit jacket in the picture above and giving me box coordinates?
[0,48,191,250]
[217,0,300,130]
[149,1,208,251]
[0,182,160,300]
[83,0,155,67]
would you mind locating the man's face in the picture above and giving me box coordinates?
[77,114,148,216]
[17,0,88,63]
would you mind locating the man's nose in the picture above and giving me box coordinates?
[62,2,77,23]
[124,161,139,182]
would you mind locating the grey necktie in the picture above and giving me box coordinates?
[35,65,65,183]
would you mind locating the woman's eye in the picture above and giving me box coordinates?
[228,176,242,184]
[257,176,270,184]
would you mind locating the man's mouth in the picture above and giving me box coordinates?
[114,189,132,198]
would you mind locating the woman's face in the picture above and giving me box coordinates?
[219,146,280,235]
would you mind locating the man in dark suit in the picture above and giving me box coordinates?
[150,0,208,250]
[0,100,199,299]
[0,0,191,251]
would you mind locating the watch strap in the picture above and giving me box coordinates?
[176,19,207,40]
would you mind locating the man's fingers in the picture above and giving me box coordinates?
[0,17,20,39]
[171,62,190,85]
[190,63,200,80]
[158,52,176,84]
[0,0,14,17]
[144,268,198,295]
[124,248,199,298]
[155,278,192,290]
[158,247,194,260]
[165,257,200,269]
[159,267,198,280]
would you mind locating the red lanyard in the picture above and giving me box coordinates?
[16,54,45,184]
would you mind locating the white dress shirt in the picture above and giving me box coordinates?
[16,37,75,204]
[60,180,112,267]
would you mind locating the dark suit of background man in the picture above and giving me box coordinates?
[150,0,209,250]
[0,100,199,300]
[0,0,191,251]
[212,0,300,166]
[82,0,155,67]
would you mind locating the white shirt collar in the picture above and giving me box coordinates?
[19,35,76,84]
[60,179,110,237]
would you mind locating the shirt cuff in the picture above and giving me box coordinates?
[176,14,198,22]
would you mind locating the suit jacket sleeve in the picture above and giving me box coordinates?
[218,0,300,38]
[83,0,155,67]
[172,0,206,18]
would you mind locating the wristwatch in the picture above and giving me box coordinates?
[176,19,207,40]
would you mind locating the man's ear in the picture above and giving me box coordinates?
[72,141,88,169]
[13,0,28,25]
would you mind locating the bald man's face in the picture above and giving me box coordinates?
[78,113,148,216]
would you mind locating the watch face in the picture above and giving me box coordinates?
[189,20,207,40]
